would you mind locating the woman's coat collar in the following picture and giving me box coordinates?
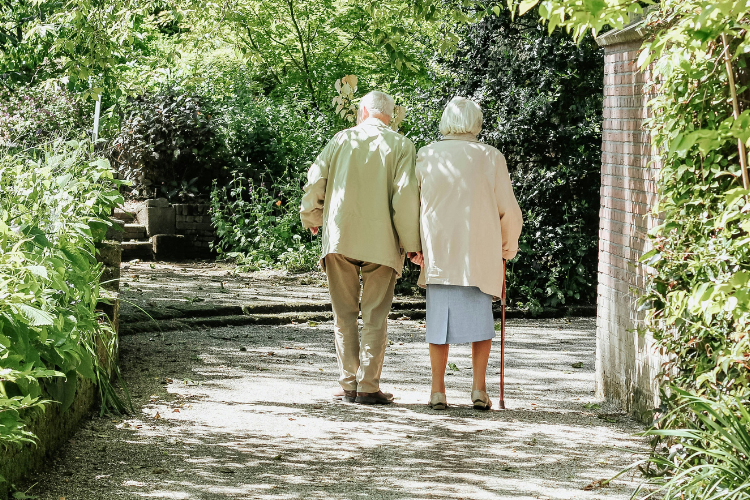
[442,133,479,142]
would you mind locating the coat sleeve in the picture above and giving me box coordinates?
[494,152,523,260]
[300,137,335,229]
[391,139,421,253]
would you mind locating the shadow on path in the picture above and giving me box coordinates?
[22,317,647,500]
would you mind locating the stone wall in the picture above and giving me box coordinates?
[595,22,664,420]
[127,200,215,260]
[173,203,214,254]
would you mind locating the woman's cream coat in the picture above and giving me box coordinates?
[416,134,523,300]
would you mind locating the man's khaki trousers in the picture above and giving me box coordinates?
[324,254,397,394]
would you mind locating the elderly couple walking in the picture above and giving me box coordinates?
[300,91,523,410]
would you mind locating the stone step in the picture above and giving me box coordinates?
[119,299,424,324]
[119,311,335,335]
[105,219,125,241]
[123,223,147,240]
[121,240,153,261]
[113,208,136,223]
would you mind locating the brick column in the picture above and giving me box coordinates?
[596,22,664,420]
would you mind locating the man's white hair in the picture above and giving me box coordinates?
[358,91,395,119]
[439,96,483,136]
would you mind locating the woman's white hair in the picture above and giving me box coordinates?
[358,91,395,119]
[439,96,483,136]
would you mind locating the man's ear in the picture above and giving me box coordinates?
[358,106,369,124]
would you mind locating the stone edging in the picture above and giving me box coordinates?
[118,301,596,336]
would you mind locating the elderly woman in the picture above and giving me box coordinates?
[411,97,523,410]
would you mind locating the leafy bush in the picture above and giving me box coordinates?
[519,0,750,495]
[0,140,125,458]
[210,175,320,272]
[203,81,335,272]
[110,88,224,199]
[632,0,750,428]
[0,86,91,147]
[446,10,603,309]
[641,392,750,500]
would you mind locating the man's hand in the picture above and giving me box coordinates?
[310,227,319,236]
[407,251,424,266]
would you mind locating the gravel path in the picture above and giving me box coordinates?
[19,265,649,500]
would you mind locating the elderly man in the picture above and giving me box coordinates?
[300,90,421,405]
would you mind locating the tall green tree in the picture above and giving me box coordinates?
[0,0,167,95]
[202,0,469,109]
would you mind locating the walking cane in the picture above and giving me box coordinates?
[499,259,506,410]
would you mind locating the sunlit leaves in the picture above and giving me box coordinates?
[0,140,124,448]
[513,0,649,40]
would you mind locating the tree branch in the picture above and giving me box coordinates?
[286,0,318,108]
[244,27,282,84]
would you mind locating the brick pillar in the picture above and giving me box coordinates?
[595,22,664,420]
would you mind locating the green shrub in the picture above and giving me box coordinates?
[0,140,125,457]
[640,392,750,500]
[110,88,224,199]
[445,11,603,309]
[0,86,91,148]
[210,175,320,272]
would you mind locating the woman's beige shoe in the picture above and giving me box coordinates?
[471,390,492,410]
[428,392,447,410]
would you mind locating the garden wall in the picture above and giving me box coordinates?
[173,203,215,254]
[595,22,664,420]
[0,242,121,499]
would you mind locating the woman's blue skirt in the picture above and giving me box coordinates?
[425,284,495,345]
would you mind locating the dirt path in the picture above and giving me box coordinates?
[20,264,649,500]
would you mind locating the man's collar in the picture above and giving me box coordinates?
[442,133,479,142]
[361,116,390,128]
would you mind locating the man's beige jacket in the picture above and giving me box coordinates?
[416,133,523,299]
[300,117,421,276]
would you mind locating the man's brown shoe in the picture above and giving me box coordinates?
[332,388,357,403]
[355,391,394,405]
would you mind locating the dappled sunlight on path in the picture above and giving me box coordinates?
[24,314,647,500]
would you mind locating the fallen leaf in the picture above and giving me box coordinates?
[173,409,180,413]
[583,479,610,490]
[571,362,584,368]
[154,412,161,419]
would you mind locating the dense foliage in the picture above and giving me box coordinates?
[0,141,125,464]
[0,86,90,147]
[519,0,750,496]
[110,89,223,199]
[0,0,164,95]
[207,95,332,272]
[210,176,321,272]
[449,9,602,308]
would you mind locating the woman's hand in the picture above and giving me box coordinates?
[407,251,424,266]
[310,227,319,235]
